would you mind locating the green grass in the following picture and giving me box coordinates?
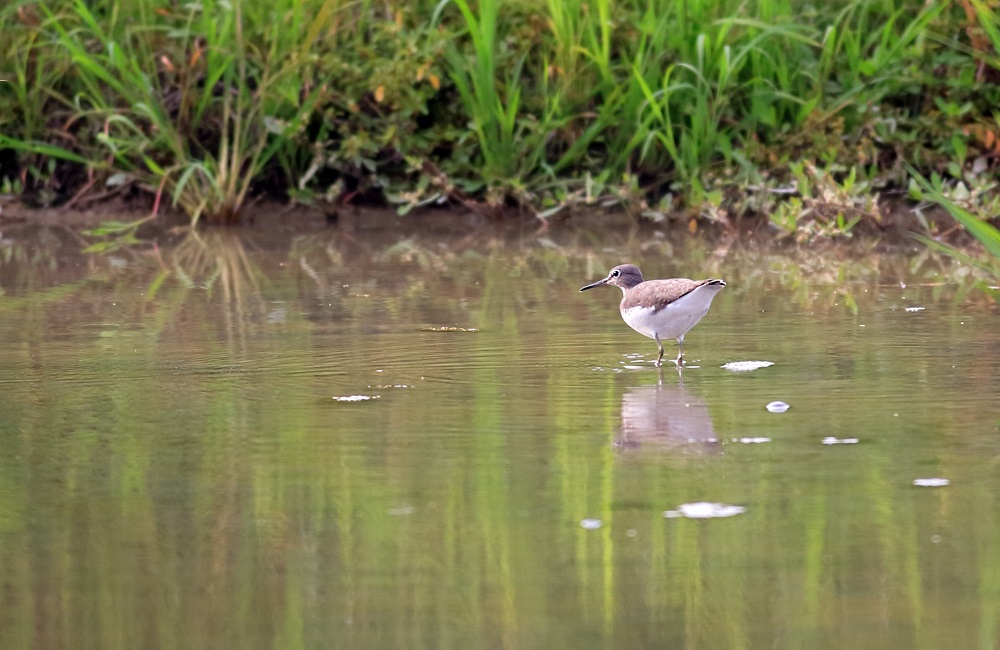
[1,0,334,223]
[1,0,999,232]
[908,167,1000,277]
[441,0,532,195]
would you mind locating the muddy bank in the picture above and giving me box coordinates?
[0,194,968,248]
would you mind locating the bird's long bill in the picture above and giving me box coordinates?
[579,275,610,292]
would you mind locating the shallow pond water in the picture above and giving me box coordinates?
[0,210,998,649]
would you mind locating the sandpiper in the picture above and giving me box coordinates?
[580,264,726,367]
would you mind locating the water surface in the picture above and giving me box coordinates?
[0,211,998,649]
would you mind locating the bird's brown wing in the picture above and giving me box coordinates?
[621,278,706,312]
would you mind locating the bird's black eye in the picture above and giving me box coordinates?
[611,269,620,277]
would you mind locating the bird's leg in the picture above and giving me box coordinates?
[654,334,664,368]
[675,336,685,367]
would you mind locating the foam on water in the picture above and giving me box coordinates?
[721,360,775,372]
[663,503,747,519]
[913,478,950,487]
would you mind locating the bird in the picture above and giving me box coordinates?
[580,264,726,367]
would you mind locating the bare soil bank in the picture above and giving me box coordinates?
[0,194,975,252]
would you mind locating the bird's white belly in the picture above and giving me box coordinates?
[621,284,723,341]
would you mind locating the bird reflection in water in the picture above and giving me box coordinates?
[615,376,719,452]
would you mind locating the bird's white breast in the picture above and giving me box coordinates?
[621,283,724,341]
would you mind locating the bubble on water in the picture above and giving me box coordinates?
[332,395,380,402]
[822,437,859,445]
[580,518,603,530]
[913,478,949,487]
[766,401,790,413]
[663,502,747,519]
[738,437,771,444]
[905,306,925,312]
[721,360,775,372]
